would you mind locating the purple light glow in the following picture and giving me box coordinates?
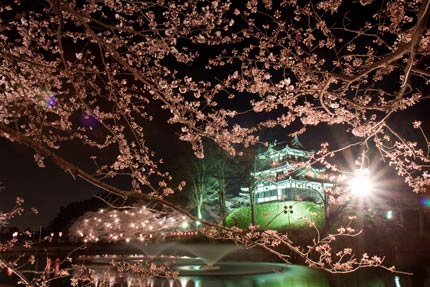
[47,96,56,108]
[80,111,99,128]
[421,198,430,208]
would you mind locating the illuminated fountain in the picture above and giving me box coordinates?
[74,244,409,287]
[135,242,180,258]
[132,243,240,271]
[71,209,287,279]
[88,243,287,277]
[182,244,239,269]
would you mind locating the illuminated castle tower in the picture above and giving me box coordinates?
[253,137,333,204]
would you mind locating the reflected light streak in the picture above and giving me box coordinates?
[394,275,401,287]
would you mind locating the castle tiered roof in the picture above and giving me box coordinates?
[250,138,333,204]
[258,142,313,161]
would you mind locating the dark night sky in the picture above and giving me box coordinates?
[0,111,191,231]
[0,139,100,230]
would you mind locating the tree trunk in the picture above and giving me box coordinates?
[249,184,256,226]
[219,188,226,226]
[322,195,330,236]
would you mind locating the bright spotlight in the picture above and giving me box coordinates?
[386,210,393,220]
[349,170,372,196]
[180,221,189,229]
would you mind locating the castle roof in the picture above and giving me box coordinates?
[258,141,314,160]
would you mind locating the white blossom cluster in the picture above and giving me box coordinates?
[70,207,187,243]
[0,211,7,228]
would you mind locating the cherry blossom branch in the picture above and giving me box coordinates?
[0,258,34,287]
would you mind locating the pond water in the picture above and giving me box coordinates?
[0,251,425,287]
[77,260,415,287]
[1,259,417,287]
[149,265,414,287]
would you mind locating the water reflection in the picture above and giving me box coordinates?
[395,275,402,287]
[1,255,414,287]
[326,268,411,287]
[77,263,411,287]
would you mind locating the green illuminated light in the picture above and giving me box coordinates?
[180,221,189,229]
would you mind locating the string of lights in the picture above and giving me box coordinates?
[70,207,190,243]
